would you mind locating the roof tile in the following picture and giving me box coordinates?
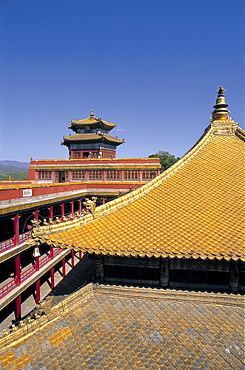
[40,125,245,261]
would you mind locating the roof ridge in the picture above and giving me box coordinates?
[235,126,245,141]
[96,284,245,307]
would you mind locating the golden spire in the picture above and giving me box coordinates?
[211,86,230,121]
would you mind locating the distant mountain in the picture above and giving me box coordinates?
[0,161,29,180]
[0,161,29,170]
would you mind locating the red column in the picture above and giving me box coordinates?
[15,295,21,321]
[13,214,19,246]
[34,209,39,220]
[70,201,74,216]
[50,245,54,259]
[51,171,56,183]
[71,251,75,268]
[102,197,106,205]
[51,267,55,289]
[62,258,66,277]
[35,280,40,304]
[35,256,39,271]
[67,170,72,182]
[121,170,124,182]
[79,251,83,260]
[60,203,65,220]
[78,199,82,214]
[15,254,21,286]
[49,206,53,221]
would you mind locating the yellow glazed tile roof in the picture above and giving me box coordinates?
[63,132,124,144]
[40,123,245,261]
[70,115,117,128]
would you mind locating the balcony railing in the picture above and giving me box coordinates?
[19,231,32,244]
[0,212,84,254]
[39,254,50,268]
[0,237,15,253]
[0,249,64,299]
[0,231,32,254]
[0,279,16,299]
[20,265,36,283]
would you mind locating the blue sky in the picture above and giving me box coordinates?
[0,0,244,162]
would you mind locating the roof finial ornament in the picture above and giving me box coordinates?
[211,86,230,121]
[216,86,226,96]
[90,110,94,117]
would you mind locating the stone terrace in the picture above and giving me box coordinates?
[0,283,244,369]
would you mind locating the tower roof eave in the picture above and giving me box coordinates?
[69,117,117,131]
[62,133,124,146]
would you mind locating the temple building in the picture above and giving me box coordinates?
[0,88,244,370]
[28,112,160,184]
[0,112,160,326]
[62,110,124,159]
[36,87,245,292]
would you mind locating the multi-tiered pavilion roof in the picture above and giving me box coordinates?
[62,110,124,159]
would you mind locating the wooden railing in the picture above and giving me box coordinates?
[0,211,85,254]
[0,249,64,299]
[0,279,16,299]
[19,231,32,244]
[0,231,32,254]
[0,237,15,253]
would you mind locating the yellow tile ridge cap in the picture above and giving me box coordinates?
[79,126,215,224]
[32,214,90,238]
[235,126,245,141]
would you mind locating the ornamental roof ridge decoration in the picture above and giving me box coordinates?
[35,88,245,261]
[210,86,239,135]
[211,86,230,121]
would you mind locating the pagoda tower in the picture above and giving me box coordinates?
[62,111,124,159]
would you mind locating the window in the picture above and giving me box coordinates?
[124,170,138,181]
[170,269,229,285]
[38,171,51,180]
[74,151,80,159]
[102,149,115,158]
[107,170,120,181]
[90,151,99,158]
[89,170,102,181]
[142,170,156,181]
[170,269,189,281]
[72,171,85,181]
[104,265,159,280]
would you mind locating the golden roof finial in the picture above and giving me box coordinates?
[211,86,230,121]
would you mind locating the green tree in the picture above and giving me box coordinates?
[149,151,180,172]
[0,172,28,181]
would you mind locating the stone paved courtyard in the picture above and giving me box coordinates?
[0,283,244,369]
